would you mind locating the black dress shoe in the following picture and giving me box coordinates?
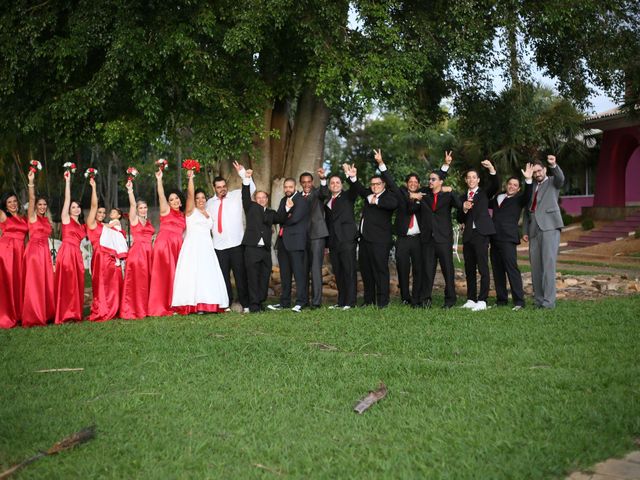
[402,299,411,305]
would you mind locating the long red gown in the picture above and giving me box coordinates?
[22,215,55,327]
[147,209,185,317]
[120,220,155,319]
[87,223,123,322]
[0,215,28,328]
[54,220,86,324]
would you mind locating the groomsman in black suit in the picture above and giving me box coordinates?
[299,172,329,309]
[241,169,277,312]
[373,150,422,307]
[415,154,463,309]
[318,165,359,309]
[489,163,534,310]
[269,178,310,312]
[457,160,500,311]
[346,163,399,308]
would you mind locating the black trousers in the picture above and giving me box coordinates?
[421,239,457,307]
[244,245,272,312]
[215,246,249,308]
[277,246,308,307]
[462,230,490,302]
[330,241,357,307]
[395,235,422,305]
[358,239,391,307]
[305,237,326,307]
[490,239,525,306]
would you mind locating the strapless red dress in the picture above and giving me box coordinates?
[0,215,28,328]
[22,215,55,327]
[87,223,123,321]
[120,220,155,319]
[54,220,86,324]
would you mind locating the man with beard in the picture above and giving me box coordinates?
[241,169,277,313]
[206,161,255,312]
[523,155,565,309]
[457,160,500,311]
[489,164,534,310]
[413,154,461,309]
[318,165,359,309]
[346,163,399,308]
[269,178,310,312]
[299,172,329,309]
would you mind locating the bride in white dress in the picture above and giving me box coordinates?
[172,170,229,314]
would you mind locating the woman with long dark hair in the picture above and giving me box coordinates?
[147,167,186,317]
[171,171,228,314]
[86,176,122,321]
[120,180,155,319]
[0,190,28,328]
[54,171,86,324]
[22,170,55,327]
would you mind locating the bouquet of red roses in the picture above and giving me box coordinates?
[29,160,42,174]
[126,166,139,182]
[84,167,98,179]
[181,158,201,174]
[63,162,77,174]
[156,158,168,171]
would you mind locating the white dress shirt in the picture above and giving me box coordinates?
[205,169,256,250]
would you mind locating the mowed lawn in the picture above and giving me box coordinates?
[1,296,639,479]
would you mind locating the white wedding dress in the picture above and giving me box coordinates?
[171,208,229,313]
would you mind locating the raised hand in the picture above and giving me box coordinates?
[27,170,35,183]
[186,169,194,179]
[373,149,383,165]
[89,177,96,188]
[347,164,357,178]
[64,171,70,181]
[547,154,557,167]
[232,160,244,172]
[444,151,453,165]
[155,169,163,180]
[245,169,253,178]
[317,167,326,180]
[480,159,495,173]
[521,162,534,180]
[126,180,133,191]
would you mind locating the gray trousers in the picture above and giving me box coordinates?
[528,217,560,308]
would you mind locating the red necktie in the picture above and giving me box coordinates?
[408,214,414,230]
[217,197,223,233]
[279,226,284,237]
[531,187,539,212]
[432,192,438,212]
[330,196,336,209]
[468,190,475,201]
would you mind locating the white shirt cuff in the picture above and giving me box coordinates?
[440,164,450,172]
[237,167,246,178]
[242,178,251,186]
[525,179,533,184]
[349,176,357,182]
[320,179,327,186]
[378,164,387,172]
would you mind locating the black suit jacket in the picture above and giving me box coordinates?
[457,173,500,241]
[417,189,463,244]
[379,170,421,236]
[242,184,276,248]
[348,178,399,244]
[302,187,329,240]
[275,191,310,251]
[489,181,533,244]
[319,184,359,248]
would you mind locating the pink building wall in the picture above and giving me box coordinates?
[560,195,594,216]
[625,146,640,204]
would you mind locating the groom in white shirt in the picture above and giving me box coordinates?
[206,161,256,312]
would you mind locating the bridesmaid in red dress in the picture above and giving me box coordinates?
[86,177,122,322]
[147,167,185,317]
[22,170,55,327]
[54,171,86,324]
[120,180,155,319]
[0,191,28,328]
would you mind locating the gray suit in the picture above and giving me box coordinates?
[304,187,329,307]
[523,165,565,308]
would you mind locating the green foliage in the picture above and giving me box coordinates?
[561,207,574,226]
[581,217,595,231]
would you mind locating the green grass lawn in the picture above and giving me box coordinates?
[2,296,639,479]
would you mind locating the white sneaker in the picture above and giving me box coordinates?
[267,304,282,311]
[224,307,231,312]
[243,307,250,313]
[512,305,523,311]
[342,306,351,310]
[471,301,487,311]
[328,304,340,310]
[461,300,477,309]
[291,305,303,313]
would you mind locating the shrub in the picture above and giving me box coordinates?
[581,218,595,231]
[560,207,573,226]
